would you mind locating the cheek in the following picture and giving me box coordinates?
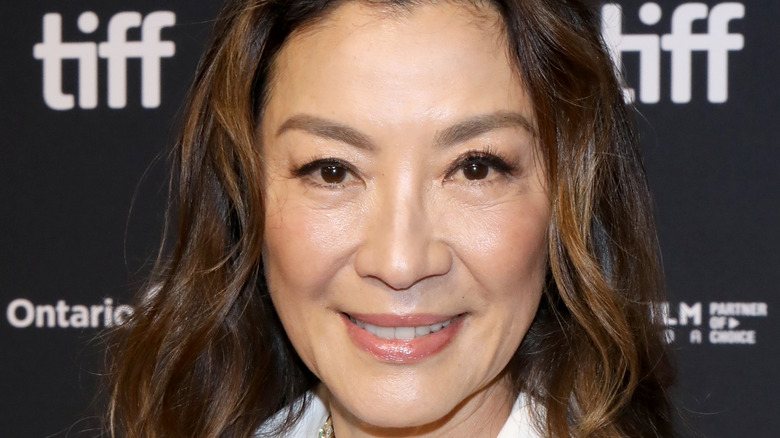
[451,199,550,293]
[446,198,549,343]
[262,188,366,333]
[262,194,363,371]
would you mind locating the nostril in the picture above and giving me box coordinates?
[353,187,451,289]
[354,238,452,291]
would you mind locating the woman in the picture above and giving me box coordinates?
[108,0,675,437]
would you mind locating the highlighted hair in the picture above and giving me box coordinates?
[108,1,675,437]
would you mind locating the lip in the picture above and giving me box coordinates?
[342,312,465,363]
[347,313,456,327]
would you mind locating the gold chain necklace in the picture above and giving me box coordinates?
[318,415,334,438]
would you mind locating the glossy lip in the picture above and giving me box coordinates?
[342,312,465,363]
[348,312,457,327]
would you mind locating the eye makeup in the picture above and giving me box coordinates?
[443,146,521,182]
[291,157,361,189]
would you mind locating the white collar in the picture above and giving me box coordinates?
[258,392,541,437]
[497,393,540,438]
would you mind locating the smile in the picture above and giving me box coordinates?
[347,315,455,340]
[342,313,465,363]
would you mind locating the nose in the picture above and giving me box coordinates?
[354,179,452,290]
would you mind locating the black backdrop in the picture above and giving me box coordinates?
[1,1,777,437]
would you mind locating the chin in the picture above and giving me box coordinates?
[335,384,462,429]
[353,403,452,429]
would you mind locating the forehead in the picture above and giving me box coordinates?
[285,0,504,40]
[262,0,530,138]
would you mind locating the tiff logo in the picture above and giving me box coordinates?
[33,11,176,110]
[601,2,744,104]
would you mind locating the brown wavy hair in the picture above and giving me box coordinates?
[107,0,675,437]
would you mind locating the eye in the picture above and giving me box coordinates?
[294,158,358,187]
[445,150,516,183]
[320,164,348,184]
[462,161,490,180]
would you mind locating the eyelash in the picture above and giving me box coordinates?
[444,147,518,181]
[292,147,518,187]
[293,157,359,188]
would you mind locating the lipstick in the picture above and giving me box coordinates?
[342,313,464,363]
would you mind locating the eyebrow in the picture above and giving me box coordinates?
[434,111,536,148]
[276,114,376,151]
[275,111,535,150]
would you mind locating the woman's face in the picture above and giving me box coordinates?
[261,1,550,435]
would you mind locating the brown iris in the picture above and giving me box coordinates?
[463,162,489,180]
[321,165,348,184]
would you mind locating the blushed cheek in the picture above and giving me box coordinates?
[502,217,549,290]
[263,193,364,301]
[454,201,549,296]
[262,196,365,374]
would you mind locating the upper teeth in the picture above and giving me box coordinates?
[349,316,453,340]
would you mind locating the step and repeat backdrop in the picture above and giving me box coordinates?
[1,1,777,437]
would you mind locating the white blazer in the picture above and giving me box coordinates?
[256,392,542,437]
